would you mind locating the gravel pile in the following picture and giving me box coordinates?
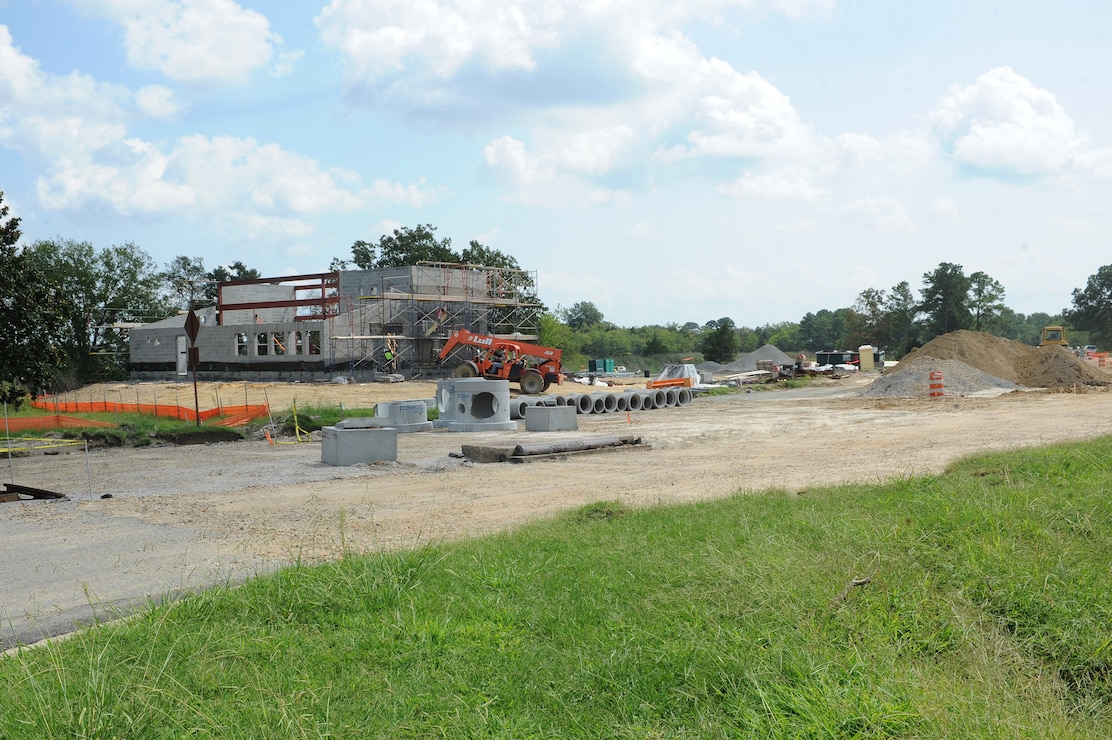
[696,360,723,373]
[719,344,794,374]
[861,356,1018,398]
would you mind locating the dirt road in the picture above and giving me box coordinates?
[5,375,1112,649]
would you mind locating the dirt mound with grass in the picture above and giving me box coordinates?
[863,330,1112,397]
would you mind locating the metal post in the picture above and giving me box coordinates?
[4,401,13,485]
[84,440,94,498]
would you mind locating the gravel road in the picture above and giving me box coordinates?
[5,375,1112,651]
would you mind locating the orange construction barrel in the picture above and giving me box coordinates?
[929,371,944,398]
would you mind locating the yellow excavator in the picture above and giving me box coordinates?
[1039,325,1068,347]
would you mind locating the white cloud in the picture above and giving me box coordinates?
[931,197,959,219]
[628,221,661,239]
[845,196,916,236]
[315,0,563,83]
[71,0,288,84]
[930,66,1112,178]
[134,85,182,119]
[0,27,426,232]
[718,165,826,202]
[482,133,632,206]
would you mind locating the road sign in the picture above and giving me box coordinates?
[184,309,200,344]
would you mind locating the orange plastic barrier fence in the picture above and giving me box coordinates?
[31,398,270,427]
[4,415,115,432]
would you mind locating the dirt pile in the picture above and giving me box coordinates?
[863,330,1112,398]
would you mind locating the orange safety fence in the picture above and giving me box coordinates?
[4,415,115,432]
[31,398,270,427]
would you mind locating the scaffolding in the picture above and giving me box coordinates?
[327,262,542,378]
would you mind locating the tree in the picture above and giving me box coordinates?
[918,262,971,339]
[0,191,69,405]
[203,261,261,302]
[162,255,208,310]
[561,301,605,330]
[375,224,457,267]
[701,317,740,363]
[26,239,171,383]
[967,271,1006,332]
[1068,265,1112,346]
[885,281,918,356]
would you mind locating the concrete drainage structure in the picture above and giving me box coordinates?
[437,378,518,432]
[321,425,398,466]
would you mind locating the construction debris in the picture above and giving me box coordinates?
[1,483,68,502]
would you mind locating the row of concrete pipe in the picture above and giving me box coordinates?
[510,387,694,420]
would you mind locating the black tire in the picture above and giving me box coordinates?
[519,370,544,395]
[453,362,479,378]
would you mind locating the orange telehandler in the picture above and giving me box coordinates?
[435,329,563,395]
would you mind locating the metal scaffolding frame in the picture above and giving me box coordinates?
[327,262,542,378]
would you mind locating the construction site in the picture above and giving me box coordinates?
[5,329,1112,651]
[128,262,543,382]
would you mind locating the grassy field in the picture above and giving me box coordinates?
[3,437,1112,737]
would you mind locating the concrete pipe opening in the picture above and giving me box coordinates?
[677,388,693,406]
[576,394,593,414]
[470,391,498,420]
[626,392,644,411]
[664,388,679,407]
[639,392,655,410]
[651,389,667,408]
[590,394,608,414]
[615,394,629,412]
[510,398,531,420]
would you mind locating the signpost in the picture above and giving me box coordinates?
[184,309,201,427]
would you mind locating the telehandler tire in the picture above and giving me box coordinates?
[453,362,479,378]
[519,370,545,395]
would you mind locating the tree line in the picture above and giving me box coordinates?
[3,195,1111,401]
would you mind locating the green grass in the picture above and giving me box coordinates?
[1,407,246,446]
[5,439,1112,737]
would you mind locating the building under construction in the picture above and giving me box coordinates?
[128,262,542,381]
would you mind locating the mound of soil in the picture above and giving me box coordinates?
[896,330,1111,389]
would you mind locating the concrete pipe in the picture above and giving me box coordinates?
[510,397,537,420]
[639,391,656,410]
[600,393,618,413]
[590,394,608,414]
[651,389,667,409]
[677,388,693,406]
[615,393,630,412]
[576,393,594,415]
[626,392,644,411]
[664,387,679,407]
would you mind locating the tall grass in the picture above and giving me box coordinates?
[4,438,1112,736]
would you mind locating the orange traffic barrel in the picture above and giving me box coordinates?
[929,371,944,398]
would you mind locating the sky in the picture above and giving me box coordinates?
[2,1,1111,328]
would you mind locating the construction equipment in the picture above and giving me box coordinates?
[1039,325,1068,347]
[436,329,563,395]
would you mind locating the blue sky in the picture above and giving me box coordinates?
[2,0,1111,328]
